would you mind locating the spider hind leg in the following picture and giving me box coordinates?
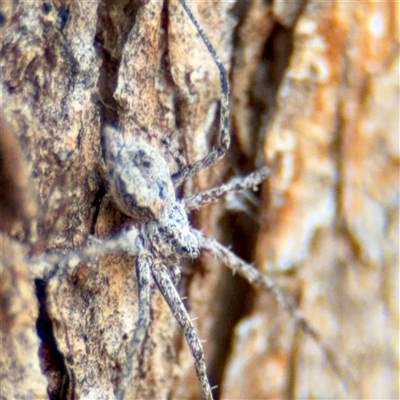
[151,261,213,400]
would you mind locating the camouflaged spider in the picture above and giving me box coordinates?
[94,2,273,398]
[98,125,333,399]
[67,1,341,399]
[101,124,270,399]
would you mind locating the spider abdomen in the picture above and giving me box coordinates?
[103,125,176,221]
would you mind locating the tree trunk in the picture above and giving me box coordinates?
[1,1,398,399]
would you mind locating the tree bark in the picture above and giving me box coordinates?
[1,1,398,399]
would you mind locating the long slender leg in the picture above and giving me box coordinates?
[195,230,296,314]
[184,166,270,210]
[194,229,351,391]
[31,226,143,279]
[151,261,213,400]
[172,0,230,187]
[117,253,153,400]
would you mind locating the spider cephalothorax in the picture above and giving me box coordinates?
[145,202,200,260]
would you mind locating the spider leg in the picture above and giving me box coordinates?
[194,229,350,390]
[151,261,213,400]
[117,253,153,400]
[183,166,270,210]
[172,0,230,187]
[194,229,296,314]
[30,226,143,279]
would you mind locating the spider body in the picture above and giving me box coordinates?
[102,123,211,399]
[103,125,199,262]
[100,124,270,400]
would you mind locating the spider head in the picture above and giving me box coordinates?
[146,202,199,260]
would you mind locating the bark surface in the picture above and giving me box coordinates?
[1,1,398,399]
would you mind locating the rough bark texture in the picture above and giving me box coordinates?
[1,1,398,399]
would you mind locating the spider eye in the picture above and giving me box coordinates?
[134,150,152,168]
[181,246,188,253]
[157,181,167,199]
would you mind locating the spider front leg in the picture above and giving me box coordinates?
[171,0,230,187]
[194,230,349,390]
[30,226,143,280]
[117,253,153,400]
[151,261,213,400]
[184,166,270,210]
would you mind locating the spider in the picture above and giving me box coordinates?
[30,1,344,399]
